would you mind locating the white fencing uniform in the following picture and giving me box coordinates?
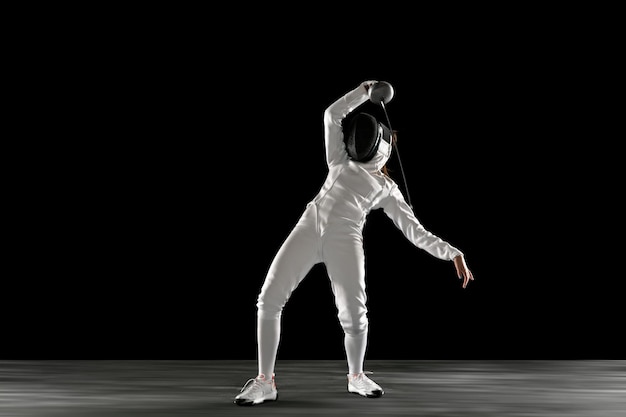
[256,82,462,377]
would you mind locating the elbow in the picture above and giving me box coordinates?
[324,108,342,126]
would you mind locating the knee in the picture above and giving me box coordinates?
[339,311,369,336]
[256,297,283,320]
[256,275,293,318]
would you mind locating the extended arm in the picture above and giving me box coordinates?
[380,185,474,288]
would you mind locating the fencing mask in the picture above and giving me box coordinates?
[343,112,392,162]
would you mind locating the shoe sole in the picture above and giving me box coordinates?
[348,387,384,398]
[234,394,278,406]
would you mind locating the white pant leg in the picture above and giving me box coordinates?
[256,205,321,377]
[322,227,368,375]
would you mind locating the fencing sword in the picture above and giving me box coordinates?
[368,81,413,209]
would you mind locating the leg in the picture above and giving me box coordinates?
[256,206,320,378]
[235,206,320,406]
[322,228,368,375]
[323,229,384,398]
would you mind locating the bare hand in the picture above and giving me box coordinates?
[362,80,378,92]
[453,254,474,289]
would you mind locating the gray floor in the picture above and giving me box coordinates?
[1,359,625,417]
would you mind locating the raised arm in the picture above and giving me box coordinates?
[322,81,377,167]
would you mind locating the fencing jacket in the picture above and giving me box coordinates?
[313,83,462,262]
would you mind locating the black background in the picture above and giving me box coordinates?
[5,8,620,360]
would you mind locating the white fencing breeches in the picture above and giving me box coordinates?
[256,203,369,377]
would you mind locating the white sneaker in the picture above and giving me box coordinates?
[347,371,384,398]
[234,374,278,406]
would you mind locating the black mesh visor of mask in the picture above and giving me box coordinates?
[343,112,391,162]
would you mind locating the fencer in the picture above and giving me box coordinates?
[234,80,474,406]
